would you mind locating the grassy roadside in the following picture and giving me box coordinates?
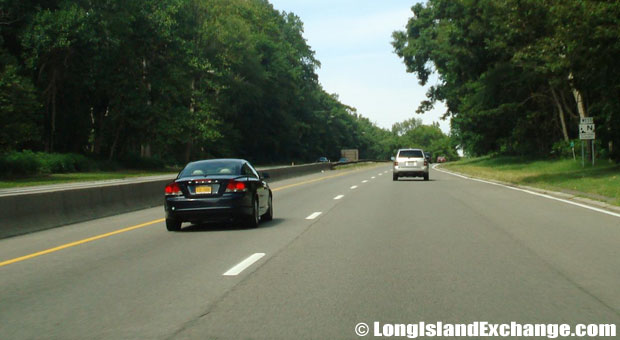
[0,170,178,189]
[441,156,620,206]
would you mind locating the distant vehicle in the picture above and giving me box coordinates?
[338,157,348,163]
[436,156,447,163]
[424,152,432,163]
[164,159,272,231]
[340,149,359,162]
[393,148,429,181]
[316,157,329,163]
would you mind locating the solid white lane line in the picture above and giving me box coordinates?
[350,185,358,189]
[334,195,344,200]
[362,180,368,183]
[223,253,266,276]
[306,212,322,220]
[434,165,620,219]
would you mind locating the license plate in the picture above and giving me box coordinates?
[195,185,212,194]
[406,161,417,166]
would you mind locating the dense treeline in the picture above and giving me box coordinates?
[393,0,620,161]
[0,0,402,166]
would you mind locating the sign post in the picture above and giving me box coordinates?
[579,117,595,166]
[570,141,575,161]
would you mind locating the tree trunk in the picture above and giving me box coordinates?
[109,121,123,161]
[568,72,587,118]
[569,72,591,160]
[184,78,196,163]
[184,140,193,163]
[93,105,107,155]
[550,86,569,142]
[140,144,151,158]
[49,70,58,152]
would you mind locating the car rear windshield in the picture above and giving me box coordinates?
[179,161,241,178]
[398,150,423,158]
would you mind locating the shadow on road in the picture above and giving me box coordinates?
[179,218,285,232]
[395,178,437,182]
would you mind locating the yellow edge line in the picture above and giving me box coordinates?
[0,163,384,268]
[0,218,164,268]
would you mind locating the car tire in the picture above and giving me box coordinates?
[393,174,398,181]
[166,218,182,231]
[247,197,260,228]
[424,173,429,181]
[261,194,273,221]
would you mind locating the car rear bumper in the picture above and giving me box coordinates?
[393,166,428,177]
[394,171,428,177]
[165,193,252,223]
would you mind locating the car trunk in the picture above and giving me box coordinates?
[175,175,243,198]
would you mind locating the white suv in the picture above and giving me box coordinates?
[393,148,429,181]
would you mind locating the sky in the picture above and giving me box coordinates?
[268,0,450,134]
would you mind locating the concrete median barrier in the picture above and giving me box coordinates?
[0,162,332,239]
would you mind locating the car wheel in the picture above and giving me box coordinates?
[393,174,398,181]
[261,194,273,221]
[247,197,260,228]
[424,173,429,181]
[166,218,181,231]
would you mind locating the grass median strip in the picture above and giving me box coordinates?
[442,156,620,206]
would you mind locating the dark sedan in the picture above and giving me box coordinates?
[164,159,273,231]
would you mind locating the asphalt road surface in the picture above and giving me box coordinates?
[1,164,618,339]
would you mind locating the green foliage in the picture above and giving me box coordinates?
[393,0,620,161]
[0,47,41,152]
[1,0,395,164]
[390,118,459,160]
[0,151,94,176]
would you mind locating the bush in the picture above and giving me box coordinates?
[550,140,575,159]
[0,150,42,176]
[0,151,97,176]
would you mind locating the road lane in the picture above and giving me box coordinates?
[0,163,386,339]
[1,164,618,339]
[173,168,620,339]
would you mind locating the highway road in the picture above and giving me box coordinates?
[0,164,618,339]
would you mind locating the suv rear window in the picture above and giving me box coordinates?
[398,150,423,158]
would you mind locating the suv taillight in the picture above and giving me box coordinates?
[226,180,247,192]
[165,182,182,196]
[424,160,428,166]
[393,161,398,166]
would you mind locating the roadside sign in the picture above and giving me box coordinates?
[579,123,595,140]
[580,117,593,124]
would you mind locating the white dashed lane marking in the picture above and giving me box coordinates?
[305,212,322,220]
[223,253,265,276]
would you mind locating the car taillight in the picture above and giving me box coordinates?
[393,161,398,166]
[226,180,247,192]
[424,160,428,166]
[165,182,182,196]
